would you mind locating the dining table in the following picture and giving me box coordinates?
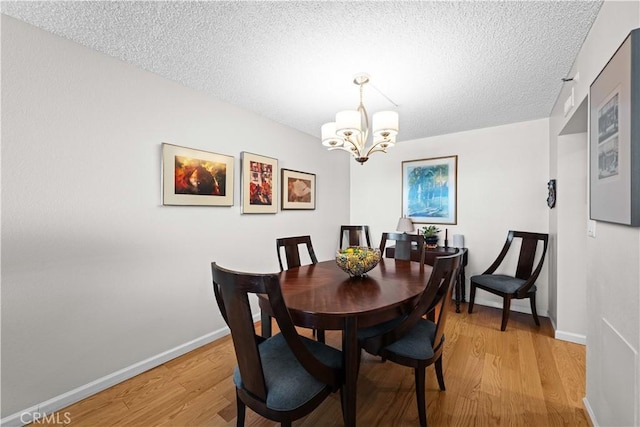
[259,258,432,427]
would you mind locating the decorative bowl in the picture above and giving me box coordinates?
[335,247,381,277]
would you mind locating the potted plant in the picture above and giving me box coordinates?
[421,225,441,248]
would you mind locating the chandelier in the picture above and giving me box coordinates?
[321,74,399,164]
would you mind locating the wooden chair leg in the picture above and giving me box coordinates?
[435,355,446,391]
[236,391,246,427]
[261,312,272,338]
[529,292,540,326]
[468,283,476,314]
[501,295,511,331]
[316,329,325,343]
[281,420,292,427]
[415,365,427,427]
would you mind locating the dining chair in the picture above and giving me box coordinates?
[468,230,549,331]
[379,232,426,267]
[357,252,463,427]
[211,263,344,427]
[275,235,324,342]
[339,225,372,249]
[276,235,318,271]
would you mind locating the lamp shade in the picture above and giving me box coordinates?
[373,111,399,136]
[336,110,362,137]
[321,122,343,147]
[396,217,414,233]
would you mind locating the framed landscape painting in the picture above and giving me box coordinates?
[402,155,457,224]
[281,169,316,210]
[241,152,278,214]
[162,143,234,206]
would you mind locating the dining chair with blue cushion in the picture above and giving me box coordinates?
[274,235,325,343]
[468,230,549,331]
[357,252,463,427]
[211,262,344,427]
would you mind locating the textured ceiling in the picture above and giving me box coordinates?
[1,1,603,142]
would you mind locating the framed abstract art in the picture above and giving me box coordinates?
[162,143,234,206]
[281,168,316,210]
[241,152,278,214]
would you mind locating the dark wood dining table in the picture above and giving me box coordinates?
[259,258,432,427]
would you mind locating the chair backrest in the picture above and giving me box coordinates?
[211,262,340,401]
[367,252,463,354]
[484,230,549,297]
[339,225,372,249]
[379,232,426,266]
[276,235,318,271]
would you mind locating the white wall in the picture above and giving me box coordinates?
[350,118,551,316]
[1,15,351,420]
[556,131,588,342]
[549,1,640,425]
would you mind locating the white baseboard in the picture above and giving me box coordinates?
[0,323,238,427]
[473,298,586,344]
[583,397,598,426]
[555,329,587,345]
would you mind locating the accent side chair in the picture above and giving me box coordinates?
[468,230,549,331]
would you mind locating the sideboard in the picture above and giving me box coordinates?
[384,245,469,313]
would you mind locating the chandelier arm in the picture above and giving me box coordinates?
[358,81,370,151]
[343,136,363,156]
[328,146,360,157]
[363,139,392,158]
[357,104,369,152]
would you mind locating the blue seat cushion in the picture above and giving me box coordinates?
[471,274,536,294]
[233,333,342,412]
[382,318,437,361]
[358,316,439,361]
[357,315,407,341]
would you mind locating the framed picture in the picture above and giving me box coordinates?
[162,143,234,206]
[241,152,278,214]
[281,169,316,210]
[402,155,458,224]
[589,29,640,226]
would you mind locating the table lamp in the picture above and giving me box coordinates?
[396,217,414,233]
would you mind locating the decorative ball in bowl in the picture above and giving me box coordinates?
[335,247,381,277]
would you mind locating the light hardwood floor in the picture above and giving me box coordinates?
[29,303,588,426]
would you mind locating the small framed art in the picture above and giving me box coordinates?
[241,152,278,214]
[281,169,316,210]
[162,143,234,206]
[402,155,458,224]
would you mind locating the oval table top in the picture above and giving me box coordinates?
[272,258,432,330]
